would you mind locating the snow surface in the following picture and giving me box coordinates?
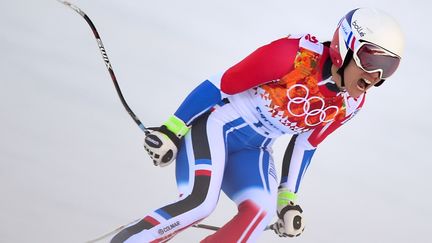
[1,0,431,242]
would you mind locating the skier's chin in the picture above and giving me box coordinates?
[345,85,365,99]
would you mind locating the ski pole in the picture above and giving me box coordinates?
[193,223,272,231]
[58,0,149,134]
[86,220,273,242]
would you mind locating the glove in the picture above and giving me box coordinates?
[143,115,189,167]
[271,188,305,237]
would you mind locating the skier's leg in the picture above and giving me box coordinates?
[111,113,227,243]
[201,146,278,243]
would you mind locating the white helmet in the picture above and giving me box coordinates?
[330,8,404,84]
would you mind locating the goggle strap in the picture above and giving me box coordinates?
[374,79,385,87]
[337,49,354,88]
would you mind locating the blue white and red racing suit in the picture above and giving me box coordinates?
[111,34,365,243]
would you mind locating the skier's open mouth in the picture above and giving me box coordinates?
[357,78,371,91]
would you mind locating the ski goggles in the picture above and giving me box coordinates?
[352,42,401,80]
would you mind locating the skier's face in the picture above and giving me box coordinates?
[332,59,381,98]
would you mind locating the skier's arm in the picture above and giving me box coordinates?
[173,78,224,125]
[279,132,317,195]
[272,117,355,237]
[279,125,345,195]
[279,98,365,194]
[220,37,297,94]
[174,37,298,125]
[144,37,298,166]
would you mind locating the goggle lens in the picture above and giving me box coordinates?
[355,43,401,79]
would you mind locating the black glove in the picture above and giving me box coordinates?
[271,188,305,237]
[143,115,189,167]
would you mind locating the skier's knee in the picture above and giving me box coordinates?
[199,198,218,218]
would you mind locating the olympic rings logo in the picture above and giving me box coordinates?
[286,84,339,126]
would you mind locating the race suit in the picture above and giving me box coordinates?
[111,33,365,243]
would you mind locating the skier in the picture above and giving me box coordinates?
[112,7,404,242]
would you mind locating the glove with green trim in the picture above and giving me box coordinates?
[270,188,305,237]
[143,115,189,167]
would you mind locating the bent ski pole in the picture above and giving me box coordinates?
[58,0,149,134]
